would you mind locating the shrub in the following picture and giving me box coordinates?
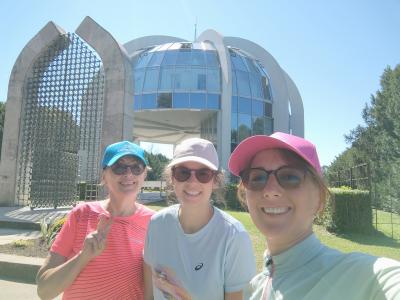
[225,183,245,211]
[40,216,67,248]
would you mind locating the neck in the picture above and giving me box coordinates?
[178,202,214,234]
[266,231,313,256]
[104,192,138,217]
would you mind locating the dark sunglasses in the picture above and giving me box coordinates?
[240,166,306,191]
[172,166,216,184]
[110,163,145,176]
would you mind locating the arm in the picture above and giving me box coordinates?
[144,262,154,300]
[36,215,113,300]
[225,291,243,300]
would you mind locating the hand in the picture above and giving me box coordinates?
[153,270,192,300]
[80,214,113,261]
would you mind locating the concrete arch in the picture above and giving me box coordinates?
[283,71,304,136]
[0,22,66,206]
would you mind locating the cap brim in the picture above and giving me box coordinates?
[228,135,315,176]
[167,156,218,170]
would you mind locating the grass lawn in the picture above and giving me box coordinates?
[146,202,400,272]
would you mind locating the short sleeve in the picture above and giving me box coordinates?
[143,217,154,266]
[375,257,400,299]
[50,207,78,257]
[224,230,257,293]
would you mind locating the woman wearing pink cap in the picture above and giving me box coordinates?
[37,141,155,300]
[144,138,256,300]
[228,132,400,300]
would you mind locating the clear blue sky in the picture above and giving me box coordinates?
[1,0,399,166]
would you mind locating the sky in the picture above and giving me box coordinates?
[1,0,399,166]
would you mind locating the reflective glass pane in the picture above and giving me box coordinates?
[238,97,251,115]
[205,51,219,67]
[191,93,206,109]
[176,50,192,65]
[262,77,272,100]
[135,52,153,69]
[231,113,238,143]
[134,69,145,94]
[207,68,220,93]
[236,71,251,97]
[250,73,263,99]
[253,117,264,135]
[133,94,141,111]
[207,94,220,109]
[191,50,206,66]
[143,68,160,92]
[173,93,190,108]
[264,102,272,117]
[230,53,248,71]
[231,143,238,153]
[141,93,157,109]
[232,96,238,113]
[245,57,259,74]
[264,117,273,134]
[148,51,165,67]
[174,67,192,90]
[238,114,252,141]
[162,50,178,65]
[192,68,207,91]
[232,71,238,96]
[159,67,174,91]
[252,100,264,117]
[157,93,172,108]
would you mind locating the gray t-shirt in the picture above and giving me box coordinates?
[144,204,256,300]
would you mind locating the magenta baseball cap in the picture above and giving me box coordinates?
[228,132,322,176]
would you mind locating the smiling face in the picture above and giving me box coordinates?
[103,156,147,198]
[245,149,322,253]
[172,161,215,207]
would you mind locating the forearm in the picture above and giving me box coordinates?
[225,290,243,300]
[37,251,91,300]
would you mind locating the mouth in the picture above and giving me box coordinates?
[120,181,136,186]
[261,207,291,215]
[184,190,201,197]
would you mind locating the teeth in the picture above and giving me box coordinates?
[262,207,289,214]
[185,191,200,196]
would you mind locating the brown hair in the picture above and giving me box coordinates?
[237,149,330,214]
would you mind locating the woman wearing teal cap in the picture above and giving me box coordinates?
[228,132,400,300]
[37,141,155,300]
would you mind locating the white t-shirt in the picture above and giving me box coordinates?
[144,204,256,300]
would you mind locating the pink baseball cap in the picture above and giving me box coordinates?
[168,138,219,171]
[228,132,322,176]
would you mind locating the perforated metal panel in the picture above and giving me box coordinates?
[17,33,104,208]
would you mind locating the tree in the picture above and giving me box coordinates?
[145,151,170,181]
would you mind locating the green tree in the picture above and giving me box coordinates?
[145,150,170,181]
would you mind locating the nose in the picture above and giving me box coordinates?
[262,173,282,198]
[186,170,199,183]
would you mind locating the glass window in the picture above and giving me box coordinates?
[252,100,264,117]
[205,51,219,67]
[264,102,272,117]
[231,143,238,154]
[141,93,157,109]
[159,67,175,91]
[133,94,141,111]
[231,113,238,143]
[174,67,191,90]
[236,71,251,97]
[207,68,220,93]
[232,71,238,96]
[238,97,251,115]
[245,57,259,74]
[232,96,238,113]
[173,93,190,108]
[191,50,206,66]
[162,50,178,65]
[264,117,273,135]
[157,93,172,108]
[135,52,153,69]
[147,51,165,67]
[190,93,206,109]
[238,114,252,142]
[207,94,220,109]
[230,53,248,72]
[142,68,160,92]
[252,117,264,135]
[176,50,191,65]
[262,76,272,100]
[134,69,145,94]
[192,68,207,91]
[249,73,263,99]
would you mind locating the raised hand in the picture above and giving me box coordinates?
[80,214,114,261]
[153,268,192,300]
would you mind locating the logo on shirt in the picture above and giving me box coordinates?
[194,263,203,271]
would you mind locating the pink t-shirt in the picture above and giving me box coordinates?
[51,201,155,300]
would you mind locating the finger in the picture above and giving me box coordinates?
[97,214,113,238]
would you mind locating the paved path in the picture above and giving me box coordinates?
[0,277,62,299]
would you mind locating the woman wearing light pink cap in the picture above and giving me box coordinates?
[144,137,256,300]
[228,132,400,300]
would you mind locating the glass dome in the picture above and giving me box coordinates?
[132,42,221,111]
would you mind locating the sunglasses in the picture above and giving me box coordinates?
[110,163,145,176]
[172,166,216,184]
[240,166,306,191]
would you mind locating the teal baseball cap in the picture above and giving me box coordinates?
[101,141,148,169]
